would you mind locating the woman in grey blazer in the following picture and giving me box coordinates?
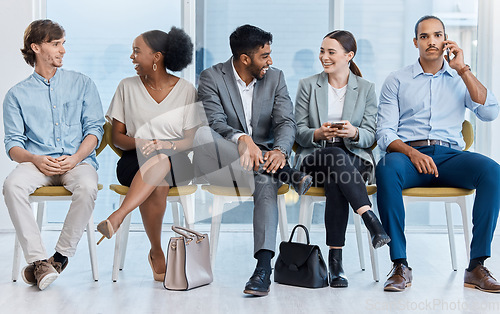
[294,30,390,288]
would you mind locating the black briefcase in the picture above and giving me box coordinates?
[274,224,328,288]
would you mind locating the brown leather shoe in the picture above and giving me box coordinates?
[464,265,500,293]
[384,263,412,292]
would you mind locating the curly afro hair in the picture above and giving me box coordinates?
[141,27,193,72]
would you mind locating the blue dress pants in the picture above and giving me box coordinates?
[375,145,500,261]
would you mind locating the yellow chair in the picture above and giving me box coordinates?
[401,120,475,271]
[202,184,289,268]
[11,131,107,282]
[104,122,198,281]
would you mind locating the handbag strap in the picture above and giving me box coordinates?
[171,225,206,241]
[288,224,310,244]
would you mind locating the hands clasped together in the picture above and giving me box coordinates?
[33,154,79,176]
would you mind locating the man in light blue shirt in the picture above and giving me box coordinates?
[376,15,500,293]
[2,19,104,290]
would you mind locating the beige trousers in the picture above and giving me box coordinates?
[3,162,98,263]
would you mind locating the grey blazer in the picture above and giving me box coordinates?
[198,59,296,155]
[294,71,377,169]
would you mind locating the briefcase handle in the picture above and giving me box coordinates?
[288,224,311,245]
[171,225,206,242]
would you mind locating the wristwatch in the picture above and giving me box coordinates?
[273,146,288,159]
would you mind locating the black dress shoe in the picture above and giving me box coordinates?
[329,249,348,287]
[243,267,271,296]
[294,174,313,195]
[361,210,391,249]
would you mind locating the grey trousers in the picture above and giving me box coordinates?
[193,126,281,256]
[3,162,98,263]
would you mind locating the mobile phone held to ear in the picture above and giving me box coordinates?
[446,47,451,62]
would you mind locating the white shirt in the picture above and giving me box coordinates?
[106,76,199,140]
[327,84,346,143]
[231,59,257,143]
[327,84,346,122]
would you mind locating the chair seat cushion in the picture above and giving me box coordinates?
[202,184,289,196]
[303,185,377,197]
[30,184,103,197]
[402,187,475,197]
[109,184,197,196]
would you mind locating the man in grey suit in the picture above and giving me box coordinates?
[193,24,311,296]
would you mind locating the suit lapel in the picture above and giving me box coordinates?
[221,59,248,133]
[341,71,358,122]
[315,72,328,126]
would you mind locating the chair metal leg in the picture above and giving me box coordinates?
[86,213,99,281]
[353,213,366,271]
[171,202,181,226]
[278,194,288,241]
[119,212,132,270]
[458,195,472,260]
[112,224,123,282]
[367,230,380,282]
[36,202,45,230]
[369,194,381,282]
[445,202,458,271]
[297,196,314,243]
[179,194,195,229]
[112,195,129,282]
[210,196,224,268]
[12,234,21,282]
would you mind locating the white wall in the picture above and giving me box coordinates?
[0,0,38,231]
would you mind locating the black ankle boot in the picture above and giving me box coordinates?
[361,210,391,249]
[329,249,348,287]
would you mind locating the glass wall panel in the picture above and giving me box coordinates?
[46,0,181,223]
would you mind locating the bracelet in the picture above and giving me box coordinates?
[352,127,359,141]
[457,64,470,76]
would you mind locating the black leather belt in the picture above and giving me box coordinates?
[406,139,451,147]
[326,140,345,148]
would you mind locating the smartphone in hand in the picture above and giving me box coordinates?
[446,47,451,62]
[330,121,345,129]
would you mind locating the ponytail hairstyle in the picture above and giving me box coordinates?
[141,26,193,72]
[323,30,362,77]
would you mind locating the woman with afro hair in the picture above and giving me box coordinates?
[98,27,200,281]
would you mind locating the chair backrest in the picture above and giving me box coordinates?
[462,120,474,151]
[95,124,107,156]
[104,122,124,157]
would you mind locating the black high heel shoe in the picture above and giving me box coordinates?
[361,210,391,249]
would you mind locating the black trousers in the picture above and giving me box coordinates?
[300,145,372,247]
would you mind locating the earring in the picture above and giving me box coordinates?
[153,63,157,72]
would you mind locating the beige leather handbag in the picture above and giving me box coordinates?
[164,226,213,290]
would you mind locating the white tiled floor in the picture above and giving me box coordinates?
[1,226,499,314]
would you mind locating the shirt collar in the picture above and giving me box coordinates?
[231,57,256,89]
[412,59,454,78]
[32,68,60,85]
